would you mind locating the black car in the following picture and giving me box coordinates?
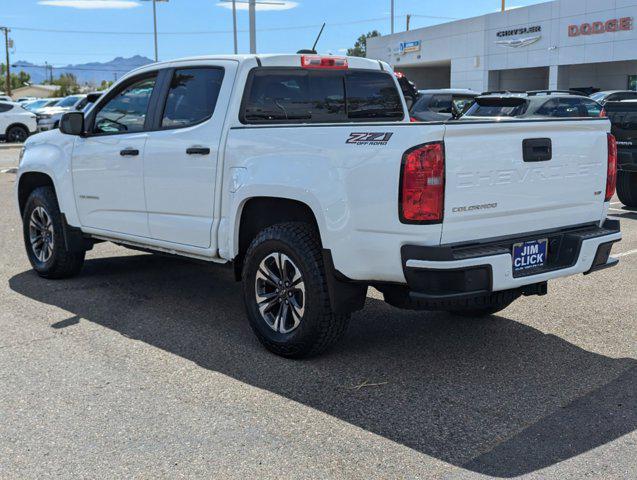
[605,100,637,207]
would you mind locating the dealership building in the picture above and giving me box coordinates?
[366,0,637,93]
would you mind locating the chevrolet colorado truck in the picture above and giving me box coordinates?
[17,54,622,358]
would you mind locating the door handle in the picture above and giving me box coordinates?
[523,138,552,162]
[120,148,140,156]
[186,147,211,155]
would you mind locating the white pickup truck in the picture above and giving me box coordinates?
[17,54,621,358]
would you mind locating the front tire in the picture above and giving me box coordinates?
[616,171,637,207]
[22,186,85,279]
[242,222,349,358]
[6,125,29,143]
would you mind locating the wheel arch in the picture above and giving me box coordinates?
[233,196,321,279]
[18,171,56,216]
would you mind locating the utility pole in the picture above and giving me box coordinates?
[1,27,10,96]
[502,0,505,12]
[406,14,411,31]
[249,0,256,54]
[232,0,238,54]
[391,0,395,34]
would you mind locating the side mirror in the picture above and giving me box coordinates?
[59,112,85,136]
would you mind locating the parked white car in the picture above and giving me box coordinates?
[36,95,88,132]
[0,101,37,143]
[24,98,61,113]
[0,95,12,102]
[16,54,622,357]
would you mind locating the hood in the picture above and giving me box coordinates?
[25,128,67,147]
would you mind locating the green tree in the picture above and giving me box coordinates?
[347,30,381,57]
[99,79,113,91]
[51,73,80,96]
[0,64,31,90]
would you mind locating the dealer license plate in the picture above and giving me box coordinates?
[512,239,548,275]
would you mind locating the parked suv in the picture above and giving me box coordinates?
[410,89,478,121]
[17,55,621,358]
[0,101,37,142]
[463,91,604,119]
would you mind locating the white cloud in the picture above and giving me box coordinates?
[38,0,141,9]
[216,1,298,12]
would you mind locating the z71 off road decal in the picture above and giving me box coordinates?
[346,132,393,145]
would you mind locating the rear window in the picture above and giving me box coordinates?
[241,68,403,124]
[464,101,528,118]
[536,98,602,118]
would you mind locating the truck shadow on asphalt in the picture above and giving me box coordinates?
[9,253,637,478]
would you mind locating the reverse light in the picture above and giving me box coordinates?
[606,133,617,202]
[399,142,445,223]
[300,55,348,69]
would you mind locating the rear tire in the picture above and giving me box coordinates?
[22,186,85,279]
[6,124,29,143]
[616,171,637,207]
[242,222,349,358]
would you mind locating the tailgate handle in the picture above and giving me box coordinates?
[523,138,552,162]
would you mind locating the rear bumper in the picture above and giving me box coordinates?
[401,220,621,299]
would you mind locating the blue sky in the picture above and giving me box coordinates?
[3,0,549,67]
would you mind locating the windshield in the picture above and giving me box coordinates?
[24,100,48,110]
[57,96,81,108]
[590,92,606,102]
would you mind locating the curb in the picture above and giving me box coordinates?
[0,143,23,150]
[1,168,17,174]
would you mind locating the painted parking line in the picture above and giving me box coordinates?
[610,202,622,206]
[615,249,637,258]
[609,208,630,212]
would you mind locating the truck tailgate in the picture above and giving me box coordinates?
[441,119,610,244]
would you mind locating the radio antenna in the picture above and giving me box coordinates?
[311,23,326,52]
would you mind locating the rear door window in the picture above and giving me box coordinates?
[242,68,402,124]
[161,68,225,129]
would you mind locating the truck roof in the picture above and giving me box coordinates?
[127,54,386,78]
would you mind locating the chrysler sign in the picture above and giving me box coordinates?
[569,17,633,36]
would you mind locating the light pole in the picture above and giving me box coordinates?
[219,0,285,54]
[232,0,238,54]
[141,0,169,62]
[391,0,395,34]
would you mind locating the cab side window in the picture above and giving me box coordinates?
[92,75,157,134]
[161,68,224,129]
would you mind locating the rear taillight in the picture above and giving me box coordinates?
[410,116,419,122]
[399,142,445,223]
[599,108,607,118]
[606,133,617,202]
[301,55,348,69]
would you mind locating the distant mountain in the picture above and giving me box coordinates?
[13,55,154,86]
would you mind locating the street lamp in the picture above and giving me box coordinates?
[141,0,169,62]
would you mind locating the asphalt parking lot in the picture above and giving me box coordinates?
[0,147,635,479]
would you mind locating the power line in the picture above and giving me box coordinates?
[6,14,457,36]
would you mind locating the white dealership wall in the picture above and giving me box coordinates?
[366,0,637,92]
